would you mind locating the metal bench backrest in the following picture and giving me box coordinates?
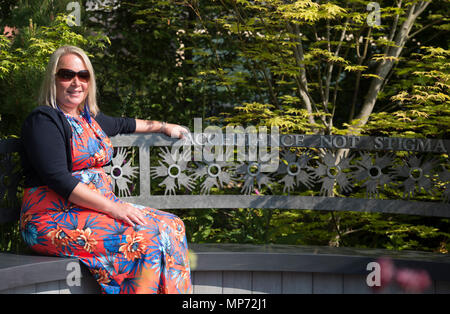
[1,133,449,224]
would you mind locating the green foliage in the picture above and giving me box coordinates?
[175,208,274,244]
[210,102,327,133]
[86,0,208,126]
[174,207,449,254]
[0,221,30,254]
[365,46,450,138]
[0,13,109,137]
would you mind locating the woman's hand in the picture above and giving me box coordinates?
[69,183,146,227]
[135,119,188,139]
[109,202,147,227]
[163,123,189,139]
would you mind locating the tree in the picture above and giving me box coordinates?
[366,46,450,139]
[173,0,448,136]
[166,0,450,251]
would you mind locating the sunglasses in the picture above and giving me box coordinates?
[56,69,90,82]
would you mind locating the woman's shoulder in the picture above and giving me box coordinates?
[24,105,62,123]
[27,105,58,117]
[21,106,72,145]
[23,105,69,132]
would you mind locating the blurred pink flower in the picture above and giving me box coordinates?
[254,188,261,195]
[372,257,432,293]
[3,26,18,38]
[395,268,431,293]
[373,257,396,292]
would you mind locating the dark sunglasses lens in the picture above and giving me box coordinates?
[57,69,76,80]
[77,70,90,81]
[56,69,90,81]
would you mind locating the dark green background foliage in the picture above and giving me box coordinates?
[0,0,449,254]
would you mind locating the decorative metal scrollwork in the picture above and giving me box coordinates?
[104,147,139,197]
[191,160,236,194]
[352,152,394,199]
[276,150,314,193]
[150,147,194,195]
[438,167,450,202]
[235,161,273,195]
[391,154,439,199]
[148,135,449,203]
[310,150,353,196]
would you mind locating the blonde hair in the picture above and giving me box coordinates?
[39,45,99,116]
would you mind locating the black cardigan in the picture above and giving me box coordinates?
[20,106,136,200]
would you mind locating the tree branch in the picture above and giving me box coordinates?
[286,22,316,126]
[407,18,443,39]
[349,27,372,121]
[260,67,281,109]
[350,2,428,133]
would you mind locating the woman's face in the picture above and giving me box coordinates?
[55,53,89,113]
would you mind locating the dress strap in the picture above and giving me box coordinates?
[82,102,92,124]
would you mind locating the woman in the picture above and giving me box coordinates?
[19,45,192,294]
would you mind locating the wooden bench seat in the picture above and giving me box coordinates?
[0,252,100,293]
[1,243,449,294]
[189,243,450,294]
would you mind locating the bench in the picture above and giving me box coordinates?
[1,132,449,294]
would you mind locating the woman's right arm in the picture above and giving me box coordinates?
[22,110,146,227]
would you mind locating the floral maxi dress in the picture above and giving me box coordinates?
[20,111,192,294]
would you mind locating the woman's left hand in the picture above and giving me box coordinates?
[134,119,189,138]
[163,123,189,139]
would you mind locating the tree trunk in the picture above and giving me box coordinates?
[351,1,431,131]
[287,23,316,126]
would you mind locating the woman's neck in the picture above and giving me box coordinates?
[58,104,81,116]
